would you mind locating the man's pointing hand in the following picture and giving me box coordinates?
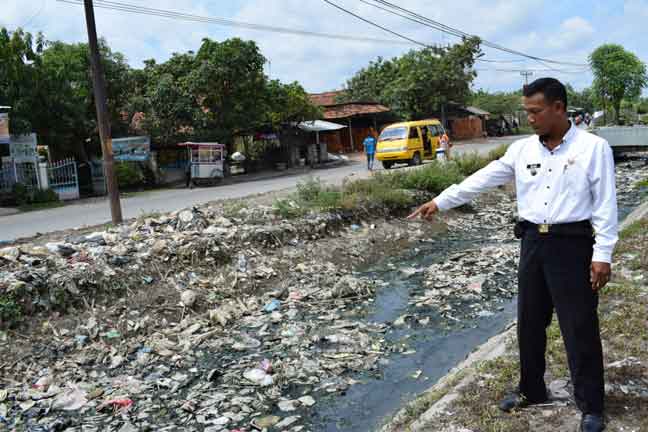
[407,200,439,221]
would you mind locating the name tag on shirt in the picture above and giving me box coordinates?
[526,163,541,176]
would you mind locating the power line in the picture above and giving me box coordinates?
[55,0,416,46]
[325,0,583,72]
[358,0,590,68]
[475,68,590,75]
[355,0,526,63]
[322,0,428,48]
[520,70,533,85]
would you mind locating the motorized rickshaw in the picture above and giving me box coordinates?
[179,142,227,188]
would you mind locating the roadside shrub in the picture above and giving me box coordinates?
[272,147,511,218]
[273,199,306,219]
[10,184,60,207]
[366,187,415,209]
[115,162,145,189]
[11,183,31,206]
[295,177,343,209]
[32,188,60,204]
[386,162,465,194]
[453,152,490,176]
[296,177,325,202]
[487,144,509,161]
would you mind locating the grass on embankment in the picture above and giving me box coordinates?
[273,144,509,218]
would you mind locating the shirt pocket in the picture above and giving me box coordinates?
[563,160,589,194]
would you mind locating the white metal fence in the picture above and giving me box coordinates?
[16,161,40,189]
[47,158,79,200]
[0,158,80,201]
[0,161,15,193]
[0,159,39,193]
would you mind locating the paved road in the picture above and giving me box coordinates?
[0,136,520,242]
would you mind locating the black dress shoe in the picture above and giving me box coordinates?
[498,390,548,412]
[581,414,605,432]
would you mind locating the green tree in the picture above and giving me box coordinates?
[40,39,133,158]
[565,84,596,113]
[469,89,522,116]
[0,28,45,135]
[189,38,267,146]
[590,44,648,124]
[343,37,482,120]
[264,80,321,127]
[129,53,201,146]
[0,28,133,159]
[637,97,648,115]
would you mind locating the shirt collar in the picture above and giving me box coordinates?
[538,121,576,151]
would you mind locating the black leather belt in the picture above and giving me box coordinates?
[514,220,593,238]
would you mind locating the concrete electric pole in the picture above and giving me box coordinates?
[520,70,533,86]
[83,0,122,224]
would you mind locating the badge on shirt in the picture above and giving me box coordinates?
[526,163,541,176]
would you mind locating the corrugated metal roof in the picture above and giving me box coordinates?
[296,120,347,132]
[323,103,391,120]
[464,106,491,116]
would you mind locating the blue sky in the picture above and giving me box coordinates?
[2,0,647,95]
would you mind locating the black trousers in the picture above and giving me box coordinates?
[517,230,604,415]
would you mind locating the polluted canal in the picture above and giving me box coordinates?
[0,162,646,432]
[309,160,648,432]
[309,235,518,432]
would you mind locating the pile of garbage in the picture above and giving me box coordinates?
[616,162,648,211]
[0,205,353,322]
[415,243,519,321]
[0,292,386,431]
[0,199,398,431]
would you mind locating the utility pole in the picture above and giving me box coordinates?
[520,70,533,86]
[83,0,122,224]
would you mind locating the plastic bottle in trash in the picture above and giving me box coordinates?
[237,254,247,273]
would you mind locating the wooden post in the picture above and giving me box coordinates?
[347,118,354,152]
[83,0,122,224]
[441,103,447,129]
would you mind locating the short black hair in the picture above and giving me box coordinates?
[523,77,568,111]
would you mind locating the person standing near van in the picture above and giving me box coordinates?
[363,131,377,170]
[408,78,616,432]
[439,131,451,160]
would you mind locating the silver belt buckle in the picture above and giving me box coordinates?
[538,223,550,234]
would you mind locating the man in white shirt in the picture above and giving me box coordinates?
[408,78,616,432]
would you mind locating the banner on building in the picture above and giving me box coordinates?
[0,113,9,144]
[10,133,38,161]
[113,136,151,161]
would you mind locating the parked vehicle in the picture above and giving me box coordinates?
[376,119,446,169]
[485,116,513,137]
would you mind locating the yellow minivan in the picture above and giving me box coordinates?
[376,119,445,169]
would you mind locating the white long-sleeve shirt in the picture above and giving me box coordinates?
[434,123,618,263]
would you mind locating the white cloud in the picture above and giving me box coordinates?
[546,16,594,51]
